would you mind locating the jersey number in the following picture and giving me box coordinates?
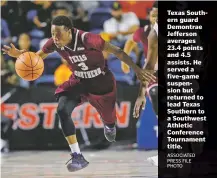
[78,62,88,71]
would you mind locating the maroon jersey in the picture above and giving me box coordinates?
[133,26,150,57]
[42,28,114,94]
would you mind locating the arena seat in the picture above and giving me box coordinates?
[98,1,114,8]
[29,29,45,39]
[113,73,135,85]
[90,29,102,34]
[43,52,62,75]
[30,29,45,50]
[107,52,137,85]
[34,75,54,85]
[89,8,112,30]
[31,38,41,50]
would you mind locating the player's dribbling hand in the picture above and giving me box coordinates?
[133,96,146,118]
[2,43,26,58]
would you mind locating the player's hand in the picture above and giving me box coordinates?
[2,43,26,58]
[133,96,146,118]
[136,68,156,84]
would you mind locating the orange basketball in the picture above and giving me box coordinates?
[15,52,44,81]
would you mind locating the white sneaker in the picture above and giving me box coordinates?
[147,155,158,166]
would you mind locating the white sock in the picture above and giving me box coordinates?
[69,142,81,154]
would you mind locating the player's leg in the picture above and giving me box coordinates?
[88,84,117,142]
[1,115,13,153]
[147,83,158,118]
[147,83,159,166]
[55,76,89,172]
[56,94,89,172]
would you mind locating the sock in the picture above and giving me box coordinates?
[69,142,81,154]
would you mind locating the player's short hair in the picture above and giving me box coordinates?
[153,1,158,8]
[51,15,73,30]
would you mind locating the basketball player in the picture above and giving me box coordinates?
[123,6,158,118]
[2,16,155,172]
[124,2,158,166]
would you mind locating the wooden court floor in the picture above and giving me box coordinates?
[1,150,157,178]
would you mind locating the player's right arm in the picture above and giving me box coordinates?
[2,38,55,60]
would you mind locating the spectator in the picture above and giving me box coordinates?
[73,6,90,31]
[27,1,56,38]
[18,33,37,52]
[54,59,72,86]
[1,53,19,86]
[78,1,99,12]
[1,19,12,45]
[122,8,157,74]
[103,1,140,47]
[1,1,27,36]
[1,53,16,154]
[52,7,72,18]
[118,1,154,26]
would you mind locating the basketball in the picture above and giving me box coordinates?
[15,52,44,81]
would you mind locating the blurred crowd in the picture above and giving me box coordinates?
[1,0,154,88]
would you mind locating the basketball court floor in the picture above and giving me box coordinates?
[1,150,157,178]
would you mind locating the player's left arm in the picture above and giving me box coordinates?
[83,32,155,82]
[83,32,138,70]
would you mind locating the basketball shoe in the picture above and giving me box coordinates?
[104,125,116,142]
[66,153,89,172]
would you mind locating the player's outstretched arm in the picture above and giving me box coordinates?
[2,44,49,60]
[133,29,158,118]
[103,42,156,83]
[2,43,26,58]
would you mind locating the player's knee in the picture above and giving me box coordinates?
[57,96,77,119]
[57,98,69,118]
[57,103,67,118]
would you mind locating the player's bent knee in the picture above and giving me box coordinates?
[57,103,68,117]
[57,96,78,120]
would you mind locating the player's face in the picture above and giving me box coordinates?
[51,25,71,48]
[149,9,158,25]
